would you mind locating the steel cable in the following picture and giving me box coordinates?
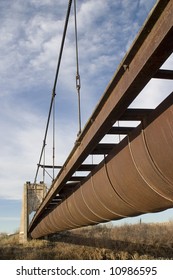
[74,0,82,136]
[34,0,73,184]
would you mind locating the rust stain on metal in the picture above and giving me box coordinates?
[28,0,173,238]
[29,0,173,231]
[31,93,173,238]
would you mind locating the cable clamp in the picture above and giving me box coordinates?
[76,73,81,91]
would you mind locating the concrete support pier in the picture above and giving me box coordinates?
[19,182,47,243]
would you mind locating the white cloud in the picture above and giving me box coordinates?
[0,92,79,199]
[0,0,159,203]
[0,105,45,199]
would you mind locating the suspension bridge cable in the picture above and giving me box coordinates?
[52,97,55,181]
[43,142,46,182]
[34,0,73,184]
[74,0,82,136]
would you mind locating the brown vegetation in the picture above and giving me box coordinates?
[0,222,173,260]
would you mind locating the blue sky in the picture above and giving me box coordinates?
[0,0,173,233]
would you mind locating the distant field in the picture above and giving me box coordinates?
[0,222,173,260]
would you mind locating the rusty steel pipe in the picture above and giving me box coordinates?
[31,93,173,239]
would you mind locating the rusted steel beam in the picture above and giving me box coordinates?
[53,195,64,200]
[108,126,134,135]
[69,176,86,182]
[154,69,173,79]
[91,143,116,155]
[61,182,78,188]
[30,92,173,238]
[58,183,79,194]
[29,0,173,233]
[120,109,153,121]
[51,199,62,202]
[49,202,59,205]
[39,164,62,169]
[77,164,97,171]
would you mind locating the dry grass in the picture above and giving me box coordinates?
[0,222,173,260]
